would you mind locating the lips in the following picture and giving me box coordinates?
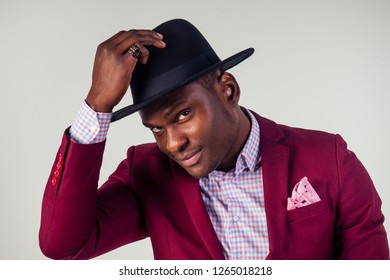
[178,149,203,167]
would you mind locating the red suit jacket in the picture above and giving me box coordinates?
[39,112,389,259]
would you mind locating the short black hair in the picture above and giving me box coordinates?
[195,69,221,93]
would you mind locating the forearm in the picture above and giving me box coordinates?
[39,130,106,259]
[40,130,148,259]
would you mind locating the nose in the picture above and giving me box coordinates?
[165,128,188,154]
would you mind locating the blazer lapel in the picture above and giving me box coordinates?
[256,113,289,259]
[166,112,289,260]
[170,160,225,260]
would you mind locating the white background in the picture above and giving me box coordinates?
[0,0,389,259]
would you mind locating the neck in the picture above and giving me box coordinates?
[235,107,252,155]
[217,107,251,172]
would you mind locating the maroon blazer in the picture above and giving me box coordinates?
[39,112,389,259]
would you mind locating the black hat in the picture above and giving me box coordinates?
[111,18,254,122]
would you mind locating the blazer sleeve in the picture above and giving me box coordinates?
[334,134,389,259]
[39,129,148,259]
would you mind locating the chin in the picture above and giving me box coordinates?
[183,165,211,179]
[184,169,206,179]
[185,161,221,178]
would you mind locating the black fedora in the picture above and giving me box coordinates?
[111,18,254,122]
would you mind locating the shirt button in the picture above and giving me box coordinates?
[89,125,97,133]
[233,216,239,222]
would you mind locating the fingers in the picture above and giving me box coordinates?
[86,29,166,112]
[102,30,127,45]
[131,43,150,64]
[97,29,165,66]
[120,30,166,64]
[118,29,165,48]
[104,29,165,55]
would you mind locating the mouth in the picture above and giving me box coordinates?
[177,149,203,167]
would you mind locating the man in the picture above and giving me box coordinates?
[39,19,389,259]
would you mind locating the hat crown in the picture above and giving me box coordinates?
[131,19,221,103]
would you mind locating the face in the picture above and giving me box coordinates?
[139,74,245,178]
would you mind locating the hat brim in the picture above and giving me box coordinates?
[111,47,254,122]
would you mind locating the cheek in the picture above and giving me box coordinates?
[190,110,225,143]
[183,114,210,140]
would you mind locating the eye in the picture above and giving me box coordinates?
[150,127,164,134]
[176,109,191,122]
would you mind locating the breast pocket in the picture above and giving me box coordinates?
[286,199,329,222]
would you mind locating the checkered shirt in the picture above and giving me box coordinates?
[69,101,112,144]
[199,110,269,259]
[70,103,269,259]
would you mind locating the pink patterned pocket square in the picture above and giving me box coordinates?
[287,177,321,211]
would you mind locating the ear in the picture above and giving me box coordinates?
[218,72,241,107]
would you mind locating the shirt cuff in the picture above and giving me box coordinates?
[69,101,112,144]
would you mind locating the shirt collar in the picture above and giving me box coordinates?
[203,108,261,181]
[235,109,261,173]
